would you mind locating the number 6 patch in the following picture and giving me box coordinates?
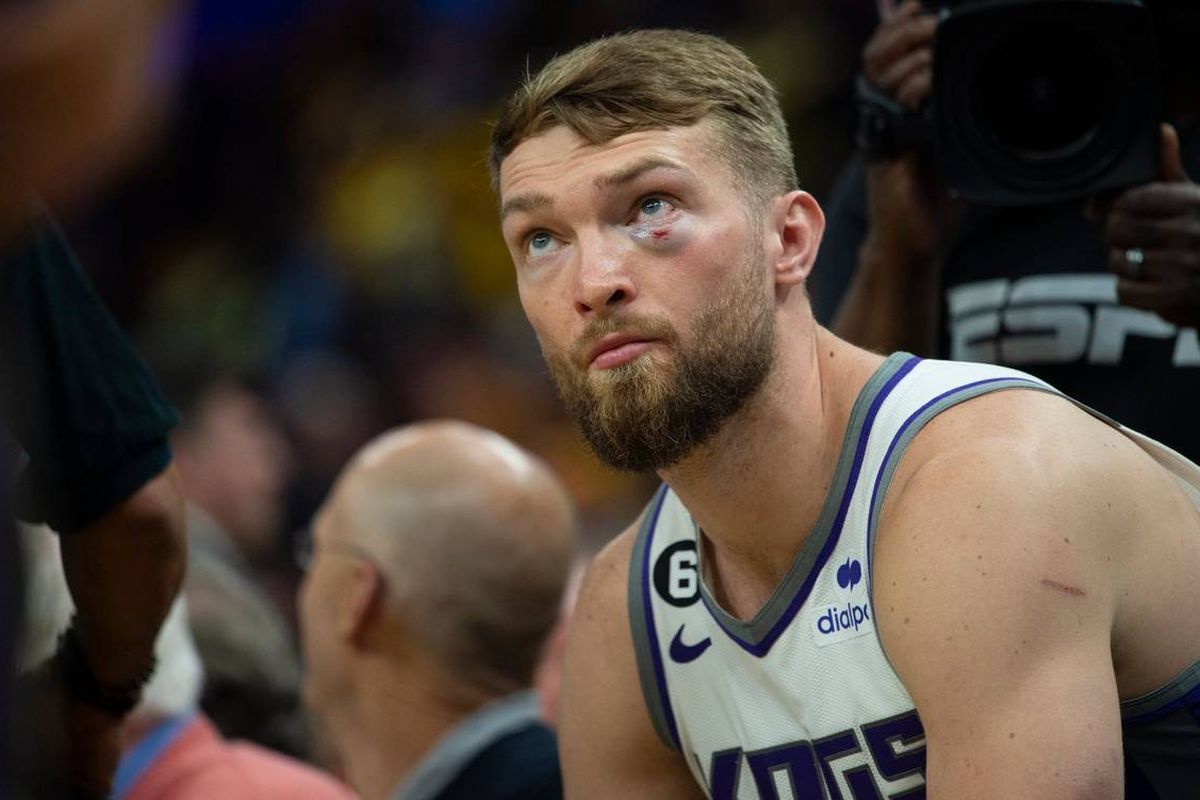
[653,540,700,607]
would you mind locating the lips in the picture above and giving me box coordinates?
[587,333,657,370]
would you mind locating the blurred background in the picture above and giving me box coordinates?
[59,0,876,623]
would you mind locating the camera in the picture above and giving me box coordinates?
[856,0,1161,206]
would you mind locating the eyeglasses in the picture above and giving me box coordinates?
[293,526,385,576]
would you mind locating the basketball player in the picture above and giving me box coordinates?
[489,30,1200,799]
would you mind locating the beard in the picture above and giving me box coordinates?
[544,244,775,472]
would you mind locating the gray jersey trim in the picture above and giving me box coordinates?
[1121,658,1200,723]
[628,484,679,751]
[694,352,915,645]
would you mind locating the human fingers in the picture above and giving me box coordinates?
[896,67,933,111]
[1159,123,1188,183]
[1108,246,1200,282]
[863,12,938,90]
[882,0,923,22]
[1111,182,1200,217]
[1105,211,1200,252]
[1116,278,1200,327]
[874,46,932,94]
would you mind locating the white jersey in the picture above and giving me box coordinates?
[628,353,1200,799]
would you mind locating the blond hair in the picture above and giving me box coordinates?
[489,29,797,202]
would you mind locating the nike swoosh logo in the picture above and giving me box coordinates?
[669,624,712,664]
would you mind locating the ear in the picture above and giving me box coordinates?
[771,190,825,288]
[338,560,384,645]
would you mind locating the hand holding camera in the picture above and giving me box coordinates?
[864,0,936,112]
[1100,124,1200,327]
[859,0,961,268]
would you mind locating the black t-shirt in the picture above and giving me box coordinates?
[0,216,179,534]
[815,131,1200,461]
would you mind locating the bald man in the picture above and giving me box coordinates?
[298,421,576,800]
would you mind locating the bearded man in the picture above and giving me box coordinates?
[489,29,1200,799]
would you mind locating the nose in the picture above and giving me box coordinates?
[572,237,636,318]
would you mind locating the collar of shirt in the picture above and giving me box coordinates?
[112,712,197,799]
[391,691,541,800]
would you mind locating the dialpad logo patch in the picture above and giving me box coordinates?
[812,557,874,647]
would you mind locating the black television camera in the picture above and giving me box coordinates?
[855,0,1161,206]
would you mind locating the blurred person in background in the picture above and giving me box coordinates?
[173,379,291,570]
[298,421,575,800]
[823,0,1200,459]
[0,214,186,797]
[0,0,188,794]
[172,377,296,608]
[19,524,357,800]
[183,534,313,760]
[169,376,316,757]
[0,0,184,243]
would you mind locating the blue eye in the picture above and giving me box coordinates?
[526,231,559,256]
[640,197,667,216]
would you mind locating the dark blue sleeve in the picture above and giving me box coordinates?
[0,216,179,534]
[435,724,563,800]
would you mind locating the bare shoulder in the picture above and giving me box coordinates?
[870,389,1132,795]
[559,515,701,799]
[880,386,1173,565]
[575,519,638,630]
[875,387,1129,615]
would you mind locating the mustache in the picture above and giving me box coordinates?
[569,313,678,367]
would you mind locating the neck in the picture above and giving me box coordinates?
[659,321,884,618]
[330,657,497,800]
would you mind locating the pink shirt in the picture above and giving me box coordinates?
[124,715,357,800]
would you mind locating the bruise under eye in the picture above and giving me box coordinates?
[631,225,670,241]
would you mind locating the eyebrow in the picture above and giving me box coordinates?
[500,192,554,221]
[499,157,691,222]
[593,157,691,189]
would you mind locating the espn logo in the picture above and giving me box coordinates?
[947,275,1200,366]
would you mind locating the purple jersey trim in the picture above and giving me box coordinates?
[700,355,921,657]
[640,485,681,749]
[1123,680,1200,727]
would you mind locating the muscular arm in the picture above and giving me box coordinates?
[874,410,1124,798]
[827,155,947,357]
[559,526,701,799]
[59,463,186,687]
[831,231,941,356]
[45,463,186,794]
[826,4,949,355]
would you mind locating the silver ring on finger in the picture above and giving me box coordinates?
[1125,247,1145,280]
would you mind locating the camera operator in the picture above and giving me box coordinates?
[824,0,1200,459]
